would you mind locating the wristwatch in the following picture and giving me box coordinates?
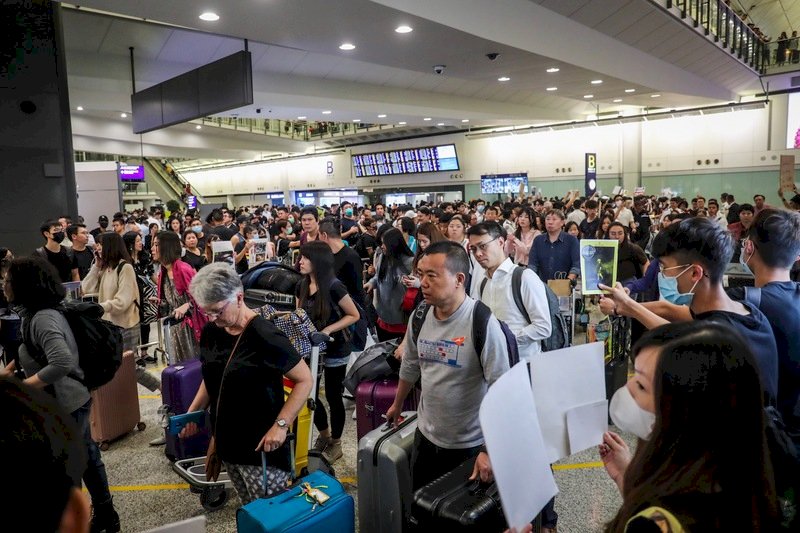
[275,418,288,430]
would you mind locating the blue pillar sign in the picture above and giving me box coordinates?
[585,153,597,196]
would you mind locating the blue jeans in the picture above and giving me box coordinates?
[71,400,113,505]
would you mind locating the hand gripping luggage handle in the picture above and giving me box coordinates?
[261,431,297,497]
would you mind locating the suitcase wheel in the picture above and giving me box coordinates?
[200,487,228,512]
[99,441,110,451]
[137,422,147,431]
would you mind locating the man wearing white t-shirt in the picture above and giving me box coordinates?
[614,195,635,227]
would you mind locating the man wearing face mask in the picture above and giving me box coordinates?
[90,215,111,240]
[340,202,360,242]
[598,217,778,402]
[35,220,78,283]
[188,218,207,252]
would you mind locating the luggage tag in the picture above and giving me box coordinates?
[297,482,330,510]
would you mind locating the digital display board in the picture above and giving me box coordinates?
[119,164,145,182]
[352,144,459,177]
[480,173,528,194]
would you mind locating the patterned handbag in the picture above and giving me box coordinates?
[255,304,325,359]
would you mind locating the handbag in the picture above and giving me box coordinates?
[401,287,420,312]
[137,274,158,325]
[547,271,572,297]
[255,304,324,359]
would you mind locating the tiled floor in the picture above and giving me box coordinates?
[98,361,633,533]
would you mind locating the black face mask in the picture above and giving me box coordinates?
[51,231,65,243]
[99,221,109,229]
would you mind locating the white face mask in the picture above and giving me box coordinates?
[609,385,655,441]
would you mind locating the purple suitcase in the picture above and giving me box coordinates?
[356,378,421,441]
[161,359,210,462]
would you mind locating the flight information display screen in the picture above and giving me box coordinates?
[352,144,459,177]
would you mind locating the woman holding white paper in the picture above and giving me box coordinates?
[598,321,779,532]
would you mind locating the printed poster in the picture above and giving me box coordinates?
[580,239,618,295]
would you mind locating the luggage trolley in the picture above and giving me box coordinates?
[171,331,332,511]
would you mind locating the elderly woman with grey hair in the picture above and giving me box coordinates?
[179,263,312,505]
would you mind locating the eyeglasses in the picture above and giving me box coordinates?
[658,263,691,276]
[468,236,500,254]
[204,300,232,320]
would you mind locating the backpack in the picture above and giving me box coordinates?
[410,299,519,369]
[479,266,569,352]
[24,301,123,390]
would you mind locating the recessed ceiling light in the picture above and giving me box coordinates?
[591,79,603,85]
[199,12,219,22]
[613,98,622,103]
[395,25,413,33]
[195,125,202,130]
[461,119,469,123]
[423,117,431,121]
[339,43,356,51]
[546,87,557,91]
[352,119,361,122]
[437,123,445,126]
[583,95,593,99]
[546,67,560,73]
[322,110,332,115]
[398,121,407,125]
[650,94,661,98]
[120,112,128,118]
[76,106,84,111]
[624,88,635,93]
[297,116,306,120]
[498,76,511,82]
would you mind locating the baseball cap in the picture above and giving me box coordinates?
[98,215,108,222]
[404,210,417,218]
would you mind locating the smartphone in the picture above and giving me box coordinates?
[167,410,206,435]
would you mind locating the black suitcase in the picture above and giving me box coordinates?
[244,288,296,312]
[413,456,513,532]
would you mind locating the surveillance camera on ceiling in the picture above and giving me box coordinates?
[256,108,262,113]
[486,53,499,61]
[433,64,446,75]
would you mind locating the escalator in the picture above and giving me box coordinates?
[142,158,206,208]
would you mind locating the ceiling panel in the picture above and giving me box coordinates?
[100,19,174,59]
[62,10,112,52]
[255,47,309,74]
[157,32,227,64]
[291,53,341,78]
[534,0,593,18]
[571,0,635,28]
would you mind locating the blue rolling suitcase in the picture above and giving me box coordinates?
[237,462,354,532]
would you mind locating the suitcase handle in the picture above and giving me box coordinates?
[260,431,298,494]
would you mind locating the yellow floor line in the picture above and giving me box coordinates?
[552,461,603,471]
[338,476,356,484]
[138,395,162,399]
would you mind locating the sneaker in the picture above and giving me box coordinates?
[322,439,343,464]
[312,434,330,453]
[90,499,121,533]
[149,435,166,446]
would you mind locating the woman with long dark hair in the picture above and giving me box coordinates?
[597,214,614,239]
[296,241,359,464]
[4,257,120,531]
[167,216,183,236]
[123,231,156,362]
[506,206,540,267]
[364,227,414,341]
[600,321,779,531]
[607,222,648,283]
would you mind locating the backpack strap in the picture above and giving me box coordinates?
[511,267,531,325]
[35,247,47,261]
[744,286,762,309]
[479,277,488,298]
[471,300,493,373]
[410,302,430,347]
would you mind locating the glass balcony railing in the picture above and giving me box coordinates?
[664,0,768,74]
[199,117,401,141]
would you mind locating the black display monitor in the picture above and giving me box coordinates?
[352,144,459,177]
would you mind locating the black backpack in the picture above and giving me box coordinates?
[410,300,519,369]
[24,301,123,391]
[479,266,569,352]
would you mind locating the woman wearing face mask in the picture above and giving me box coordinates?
[181,229,208,272]
[600,321,779,532]
[273,220,294,258]
[189,218,207,251]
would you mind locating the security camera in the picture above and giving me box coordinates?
[486,53,499,61]
[433,64,446,75]
[256,108,262,114]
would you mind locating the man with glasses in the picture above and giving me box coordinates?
[598,217,778,402]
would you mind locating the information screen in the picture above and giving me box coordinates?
[352,144,459,177]
[480,173,528,194]
[119,164,145,182]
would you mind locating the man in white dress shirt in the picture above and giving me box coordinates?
[467,221,552,360]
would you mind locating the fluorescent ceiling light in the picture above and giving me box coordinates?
[76,106,83,111]
[377,114,387,118]
[624,88,635,93]
[395,25,413,33]
[498,76,511,82]
[352,119,361,122]
[583,95,593,99]
[199,12,219,22]
[120,112,128,118]
[195,125,202,130]
[651,94,661,98]
[461,119,469,123]
[437,122,445,126]
[297,116,306,120]
[546,87,557,91]
[339,43,356,51]
[546,67,560,73]
[423,117,431,121]
[590,80,603,84]
[398,121,407,125]
[322,110,332,115]
[613,99,622,103]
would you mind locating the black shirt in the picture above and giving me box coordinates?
[297,280,351,358]
[41,246,73,283]
[631,212,651,249]
[355,234,377,260]
[71,248,95,280]
[617,241,647,282]
[333,245,364,307]
[210,225,237,242]
[728,282,800,432]
[579,217,601,239]
[692,303,778,402]
[200,316,301,468]
[182,249,207,271]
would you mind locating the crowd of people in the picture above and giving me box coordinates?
[2,183,800,532]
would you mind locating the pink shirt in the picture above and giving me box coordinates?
[505,229,539,266]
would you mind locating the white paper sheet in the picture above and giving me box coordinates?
[480,362,558,531]
[529,342,607,463]
[566,400,608,455]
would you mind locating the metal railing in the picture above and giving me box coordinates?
[199,117,400,141]
[665,0,768,73]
